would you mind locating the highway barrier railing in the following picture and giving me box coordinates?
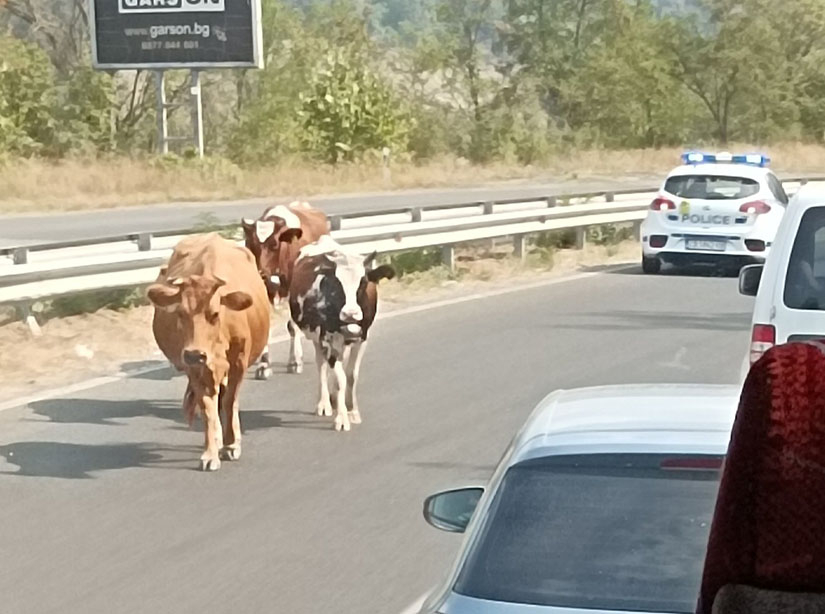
[1,178,821,324]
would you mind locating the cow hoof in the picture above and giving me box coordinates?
[220,446,242,461]
[334,416,351,432]
[255,366,272,380]
[316,403,333,417]
[348,410,362,424]
[287,362,303,374]
[199,457,222,472]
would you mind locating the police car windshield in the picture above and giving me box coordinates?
[665,175,760,200]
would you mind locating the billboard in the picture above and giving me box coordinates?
[90,0,263,69]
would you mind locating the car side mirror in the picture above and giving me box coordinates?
[423,487,484,533]
[739,264,764,297]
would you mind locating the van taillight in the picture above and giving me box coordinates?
[750,324,776,364]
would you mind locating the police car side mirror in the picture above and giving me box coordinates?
[739,264,764,297]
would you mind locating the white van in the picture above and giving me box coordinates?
[739,183,825,374]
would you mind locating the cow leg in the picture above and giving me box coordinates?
[331,357,350,432]
[220,365,244,461]
[344,340,366,425]
[200,391,223,472]
[287,320,304,374]
[314,339,333,417]
[255,345,272,380]
[182,381,198,426]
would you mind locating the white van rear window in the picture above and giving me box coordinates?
[784,207,825,310]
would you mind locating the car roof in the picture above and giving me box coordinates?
[666,163,770,181]
[509,383,740,465]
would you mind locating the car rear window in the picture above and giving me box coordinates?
[664,175,760,200]
[784,207,825,310]
[454,453,722,613]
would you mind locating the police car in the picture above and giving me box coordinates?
[641,152,788,274]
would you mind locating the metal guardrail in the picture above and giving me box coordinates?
[0,177,821,313]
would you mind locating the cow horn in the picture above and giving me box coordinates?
[170,278,184,286]
[363,251,378,268]
[213,275,227,288]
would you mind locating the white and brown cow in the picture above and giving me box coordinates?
[147,233,270,471]
[289,236,395,431]
[242,201,330,379]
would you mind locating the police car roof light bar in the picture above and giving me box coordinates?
[681,151,770,168]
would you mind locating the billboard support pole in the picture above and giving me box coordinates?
[190,70,204,158]
[155,70,169,155]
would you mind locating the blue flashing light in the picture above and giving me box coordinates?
[681,151,771,168]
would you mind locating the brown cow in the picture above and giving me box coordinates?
[289,236,395,431]
[147,233,270,471]
[242,201,330,379]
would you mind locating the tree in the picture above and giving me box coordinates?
[299,47,413,162]
[0,35,56,155]
[668,0,791,143]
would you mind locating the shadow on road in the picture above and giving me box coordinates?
[29,398,185,427]
[28,397,307,433]
[547,309,751,333]
[598,263,742,278]
[0,441,174,479]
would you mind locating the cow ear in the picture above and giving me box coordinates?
[147,283,181,307]
[367,265,396,283]
[221,291,253,311]
[280,228,304,243]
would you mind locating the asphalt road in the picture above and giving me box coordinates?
[0,267,753,614]
[0,175,665,247]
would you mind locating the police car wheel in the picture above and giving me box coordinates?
[642,256,661,274]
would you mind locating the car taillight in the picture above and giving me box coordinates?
[661,457,724,471]
[649,235,668,248]
[750,324,775,364]
[744,239,766,252]
[650,197,675,211]
[739,200,771,215]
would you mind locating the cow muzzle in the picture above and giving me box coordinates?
[182,350,208,367]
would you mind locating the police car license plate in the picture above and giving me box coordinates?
[686,239,726,252]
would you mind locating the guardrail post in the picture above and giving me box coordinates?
[410,208,422,223]
[633,221,643,242]
[546,197,557,208]
[13,248,28,265]
[482,201,494,215]
[329,216,342,231]
[605,192,615,203]
[575,227,587,250]
[513,234,527,262]
[137,233,152,251]
[17,302,42,337]
[801,178,809,186]
[441,244,455,271]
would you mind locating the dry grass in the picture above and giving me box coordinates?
[1,142,822,214]
[0,240,638,404]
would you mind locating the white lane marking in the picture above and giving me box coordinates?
[660,346,690,371]
[397,592,430,614]
[0,265,633,414]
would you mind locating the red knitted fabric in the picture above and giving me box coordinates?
[696,342,825,614]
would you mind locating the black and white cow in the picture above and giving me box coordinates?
[288,236,395,431]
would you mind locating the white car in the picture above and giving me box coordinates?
[418,383,739,614]
[739,183,825,375]
[641,152,788,274]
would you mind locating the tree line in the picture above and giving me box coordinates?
[1,0,824,164]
